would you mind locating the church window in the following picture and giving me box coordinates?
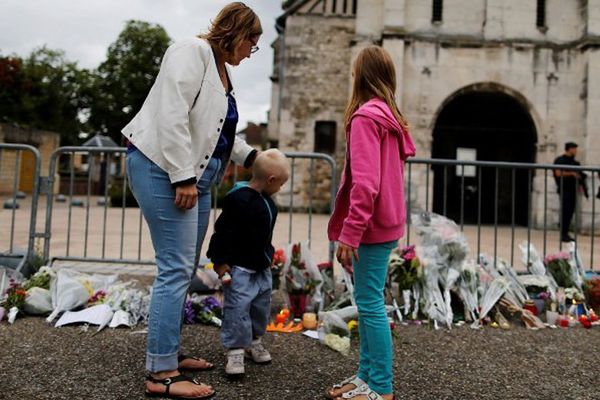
[314,121,336,154]
[536,0,546,29]
[432,0,443,23]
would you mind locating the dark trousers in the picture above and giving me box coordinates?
[560,190,576,237]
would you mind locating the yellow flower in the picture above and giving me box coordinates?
[347,320,358,331]
[205,263,214,270]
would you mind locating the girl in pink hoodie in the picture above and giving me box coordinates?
[326,46,415,400]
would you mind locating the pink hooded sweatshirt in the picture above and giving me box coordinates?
[328,98,416,248]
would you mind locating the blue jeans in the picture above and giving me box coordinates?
[221,266,272,349]
[126,150,220,372]
[354,241,396,395]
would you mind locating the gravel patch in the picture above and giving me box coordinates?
[1,318,599,399]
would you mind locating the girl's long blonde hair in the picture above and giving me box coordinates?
[343,46,409,131]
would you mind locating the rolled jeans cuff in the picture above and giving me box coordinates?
[146,350,179,373]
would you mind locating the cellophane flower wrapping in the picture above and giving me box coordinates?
[318,307,353,355]
[567,241,586,291]
[417,246,453,329]
[520,241,558,301]
[411,212,468,329]
[411,212,469,270]
[0,267,23,299]
[478,277,509,321]
[46,269,118,323]
[105,282,151,325]
[479,254,528,309]
[282,242,323,311]
[458,261,479,323]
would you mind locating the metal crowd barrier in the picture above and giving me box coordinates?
[4,142,598,272]
[42,146,142,266]
[405,158,600,270]
[0,143,42,272]
[42,147,338,266]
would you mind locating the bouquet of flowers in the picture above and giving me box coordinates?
[105,282,150,325]
[519,242,558,301]
[284,243,322,317]
[1,280,26,310]
[318,262,335,309]
[411,212,469,270]
[87,290,107,306]
[23,266,55,291]
[271,249,286,290]
[389,245,422,291]
[544,252,575,288]
[389,245,422,316]
[584,278,600,311]
[285,243,321,294]
[0,279,27,323]
[185,294,222,326]
[457,261,479,324]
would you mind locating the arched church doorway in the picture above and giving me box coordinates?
[432,88,537,226]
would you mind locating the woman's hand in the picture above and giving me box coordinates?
[336,242,358,273]
[174,183,198,209]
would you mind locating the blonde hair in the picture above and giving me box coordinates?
[343,46,409,131]
[253,149,289,181]
[200,2,262,55]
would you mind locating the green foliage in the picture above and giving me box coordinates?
[0,47,88,144]
[87,20,171,144]
[0,20,171,146]
[547,259,575,288]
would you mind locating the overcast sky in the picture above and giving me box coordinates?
[0,0,283,131]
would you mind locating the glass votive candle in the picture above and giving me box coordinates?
[302,312,317,329]
[545,311,559,326]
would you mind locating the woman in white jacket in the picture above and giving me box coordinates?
[123,3,261,399]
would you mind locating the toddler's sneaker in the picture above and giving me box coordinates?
[246,338,272,364]
[226,349,245,377]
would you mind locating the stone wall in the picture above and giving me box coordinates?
[273,11,355,211]
[273,0,600,231]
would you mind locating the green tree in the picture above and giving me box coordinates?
[0,47,87,145]
[88,20,171,143]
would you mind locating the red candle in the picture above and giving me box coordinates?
[275,313,287,324]
[275,309,290,324]
[558,317,569,328]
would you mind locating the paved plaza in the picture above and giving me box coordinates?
[1,196,598,274]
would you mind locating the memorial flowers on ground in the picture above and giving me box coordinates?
[284,243,322,317]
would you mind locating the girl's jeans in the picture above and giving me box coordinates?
[354,241,396,394]
[126,150,220,372]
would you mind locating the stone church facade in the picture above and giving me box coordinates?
[269,0,600,231]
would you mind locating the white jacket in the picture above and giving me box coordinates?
[121,37,254,184]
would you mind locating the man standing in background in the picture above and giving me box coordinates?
[554,142,587,242]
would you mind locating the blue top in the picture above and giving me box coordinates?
[212,92,238,159]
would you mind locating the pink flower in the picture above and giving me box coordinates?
[401,245,416,262]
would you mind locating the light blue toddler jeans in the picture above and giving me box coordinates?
[221,266,272,349]
[126,150,220,372]
[354,241,396,395]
